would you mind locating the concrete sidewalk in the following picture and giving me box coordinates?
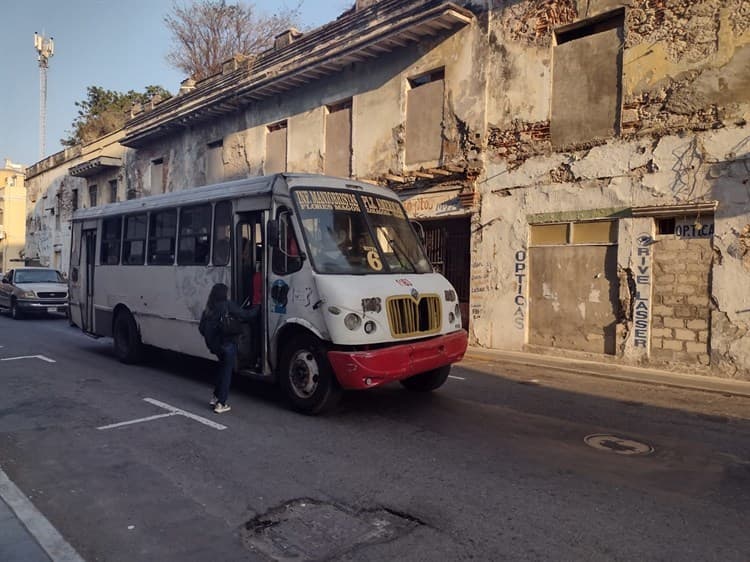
[0,467,84,562]
[465,347,750,399]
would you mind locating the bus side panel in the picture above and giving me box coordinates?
[97,265,229,359]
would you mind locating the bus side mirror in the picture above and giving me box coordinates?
[411,220,425,245]
[268,220,279,249]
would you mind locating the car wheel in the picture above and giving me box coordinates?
[10,298,23,320]
[113,309,144,364]
[400,365,451,392]
[279,334,342,415]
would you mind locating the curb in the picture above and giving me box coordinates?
[464,348,750,399]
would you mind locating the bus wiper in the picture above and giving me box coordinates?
[385,234,416,272]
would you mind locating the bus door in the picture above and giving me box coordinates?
[235,213,265,372]
[80,228,97,333]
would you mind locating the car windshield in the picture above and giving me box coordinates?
[293,189,432,275]
[14,269,64,283]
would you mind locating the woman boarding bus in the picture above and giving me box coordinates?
[68,174,468,413]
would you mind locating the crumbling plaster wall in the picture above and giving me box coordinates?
[25,167,85,273]
[25,133,127,272]
[474,0,750,378]
[129,19,487,196]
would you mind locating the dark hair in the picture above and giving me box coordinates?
[206,283,229,312]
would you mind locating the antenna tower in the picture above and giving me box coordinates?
[34,32,54,159]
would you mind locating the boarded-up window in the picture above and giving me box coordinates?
[325,100,352,177]
[206,140,223,184]
[551,11,624,147]
[406,69,444,166]
[266,122,287,174]
[151,158,164,193]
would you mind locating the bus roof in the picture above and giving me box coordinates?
[71,173,400,221]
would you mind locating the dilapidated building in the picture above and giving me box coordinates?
[25,0,750,378]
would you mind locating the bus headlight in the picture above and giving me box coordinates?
[364,321,377,334]
[344,313,362,331]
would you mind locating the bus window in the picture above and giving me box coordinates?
[148,209,177,265]
[178,205,211,265]
[100,217,122,265]
[213,201,231,266]
[272,209,303,275]
[123,214,147,265]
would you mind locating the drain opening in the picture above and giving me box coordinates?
[584,433,654,456]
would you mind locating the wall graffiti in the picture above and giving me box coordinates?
[513,250,527,330]
[634,234,652,349]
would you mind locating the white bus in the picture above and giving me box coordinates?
[69,174,467,413]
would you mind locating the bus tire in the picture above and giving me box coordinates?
[10,298,23,320]
[400,366,451,392]
[113,310,144,364]
[279,334,342,415]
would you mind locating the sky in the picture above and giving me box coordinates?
[0,0,352,168]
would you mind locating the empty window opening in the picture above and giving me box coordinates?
[656,218,676,236]
[109,179,118,203]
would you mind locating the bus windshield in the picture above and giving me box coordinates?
[293,189,432,275]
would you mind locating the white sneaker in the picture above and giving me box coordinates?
[214,403,231,414]
[210,395,218,407]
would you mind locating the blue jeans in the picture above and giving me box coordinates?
[214,341,237,405]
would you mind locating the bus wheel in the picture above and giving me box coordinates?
[113,310,144,364]
[280,334,342,415]
[10,299,23,320]
[400,366,451,392]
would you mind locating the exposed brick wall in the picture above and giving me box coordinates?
[650,237,712,365]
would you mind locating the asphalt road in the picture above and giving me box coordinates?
[0,313,748,561]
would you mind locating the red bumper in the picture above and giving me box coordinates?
[328,330,468,390]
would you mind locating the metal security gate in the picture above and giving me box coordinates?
[419,217,471,329]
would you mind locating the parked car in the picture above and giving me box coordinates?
[0,267,68,319]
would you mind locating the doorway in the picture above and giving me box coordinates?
[418,217,471,329]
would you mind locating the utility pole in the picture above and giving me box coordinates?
[34,32,54,160]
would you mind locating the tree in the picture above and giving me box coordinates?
[164,0,302,81]
[61,85,172,147]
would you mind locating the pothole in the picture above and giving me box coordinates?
[241,499,423,560]
[584,434,654,456]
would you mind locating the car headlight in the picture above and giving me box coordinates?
[344,313,362,331]
[20,290,36,298]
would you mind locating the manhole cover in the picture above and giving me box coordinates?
[242,499,422,560]
[584,434,654,456]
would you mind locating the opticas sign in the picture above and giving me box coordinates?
[674,217,714,239]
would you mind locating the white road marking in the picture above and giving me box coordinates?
[0,466,85,562]
[0,354,56,363]
[144,397,228,430]
[448,375,466,380]
[98,398,228,431]
[97,412,177,430]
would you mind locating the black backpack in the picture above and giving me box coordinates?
[199,308,222,354]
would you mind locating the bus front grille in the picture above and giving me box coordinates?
[386,294,441,338]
